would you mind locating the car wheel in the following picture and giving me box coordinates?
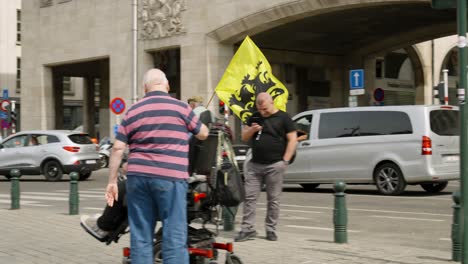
[300,183,320,191]
[374,162,406,195]
[420,181,448,193]
[79,171,92,181]
[43,160,63,182]
[99,155,108,168]
[4,175,12,181]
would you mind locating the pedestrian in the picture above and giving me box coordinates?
[105,68,209,264]
[235,92,297,242]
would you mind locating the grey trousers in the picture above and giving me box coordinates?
[240,160,286,233]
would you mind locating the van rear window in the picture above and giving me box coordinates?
[430,110,459,136]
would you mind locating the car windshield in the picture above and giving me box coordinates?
[68,134,94,144]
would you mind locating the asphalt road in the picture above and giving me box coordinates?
[0,169,458,253]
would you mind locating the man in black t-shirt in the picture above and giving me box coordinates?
[235,92,297,242]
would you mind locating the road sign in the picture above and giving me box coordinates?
[374,88,385,102]
[350,69,364,89]
[1,119,10,129]
[0,112,6,119]
[2,89,8,100]
[110,97,126,115]
[0,100,11,112]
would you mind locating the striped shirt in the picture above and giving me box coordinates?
[116,91,202,181]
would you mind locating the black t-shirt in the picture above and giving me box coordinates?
[247,110,296,164]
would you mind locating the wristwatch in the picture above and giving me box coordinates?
[283,159,290,165]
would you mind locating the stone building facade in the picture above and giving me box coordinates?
[20,0,461,141]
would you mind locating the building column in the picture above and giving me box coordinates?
[52,71,64,129]
[83,76,96,138]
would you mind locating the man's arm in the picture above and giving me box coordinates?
[241,124,262,142]
[194,123,209,140]
[106,139,126,207]
[283,131,297,162]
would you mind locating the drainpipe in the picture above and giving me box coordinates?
[132,0,138,104]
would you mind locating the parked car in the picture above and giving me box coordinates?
[0,130,101,181]
[284,105,459,195]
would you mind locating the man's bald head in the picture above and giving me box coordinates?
[256,92,277,117]
[142,68,169,93]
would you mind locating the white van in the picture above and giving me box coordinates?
[285,105,459,195]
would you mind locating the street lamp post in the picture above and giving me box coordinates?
[457,1,468,262]
[432,1,468,262]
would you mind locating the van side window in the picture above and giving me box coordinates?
[294,115,312,141]
[319,112,360,138]
[319,111,412,139]
[360,111,412,136]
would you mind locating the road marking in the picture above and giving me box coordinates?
[82,207,103,211]
[370,215,445,222]
[258,208,323,214]
[258,203,452,217]
[0,199,50,207]
[440,238,451,241]
[0,194,68,201]
[286,225,360,232]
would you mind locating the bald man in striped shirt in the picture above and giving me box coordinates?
[106,68,209,264]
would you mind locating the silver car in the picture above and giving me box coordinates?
[0,130,100,181]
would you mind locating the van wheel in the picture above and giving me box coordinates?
[420,181,448,193]
[374,163,406,195]
[300,184,320,191]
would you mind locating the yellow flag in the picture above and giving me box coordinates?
[215,36,289,123]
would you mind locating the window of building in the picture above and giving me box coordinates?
[94,78,100,97]
[17,9,21,44]
[16,58,21,90]
[63,77,71,93]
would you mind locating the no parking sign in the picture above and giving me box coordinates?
[110,97,126,115]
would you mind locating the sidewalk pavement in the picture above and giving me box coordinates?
[0,207,455,264]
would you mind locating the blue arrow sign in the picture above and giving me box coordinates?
[2,89,8,100]
[350,69,364,89]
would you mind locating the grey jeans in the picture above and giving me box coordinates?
[240,160,286,233]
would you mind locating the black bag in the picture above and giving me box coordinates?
[216,163,245,207]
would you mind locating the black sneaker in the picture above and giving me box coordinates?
[80,214,109,242]
[234,231,258,242]
[266,231,277,241]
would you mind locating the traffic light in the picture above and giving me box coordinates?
[434,83,445,104]
[219,100,225,115]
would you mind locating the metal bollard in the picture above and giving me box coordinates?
[333,181,347,243]
[69,172,79,215]
[10,169,21,210]
[451,191,461,262]
[223,206,237,231]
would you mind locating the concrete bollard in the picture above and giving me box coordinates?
[333,181,347,243]
[10,169,21,210]
[451,191,461,262]
[69,172,79,215]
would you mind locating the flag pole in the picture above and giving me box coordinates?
[206,91,217,108]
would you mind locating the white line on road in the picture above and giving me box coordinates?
[0,199,50,207]
[286,225,360,233]
[258,208,323,214]
[370,215,445,222]
[258,203,452,217]
[82,207,104,211]
[0,194,68,201]
[440,238,451,241]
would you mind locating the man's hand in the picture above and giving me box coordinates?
[105,183,118,207]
